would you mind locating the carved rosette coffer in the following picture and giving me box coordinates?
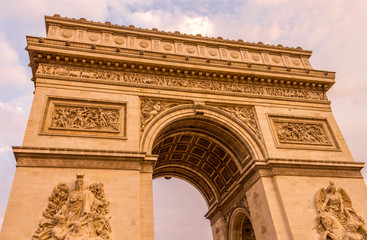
[315,182,367,240]
[269,116,338,150]
[218,105,260,138]
[140,99,183,132]
[32,174,112,240]
[40,97,126,139]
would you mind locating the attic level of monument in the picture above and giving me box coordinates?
[26,15,335,99]
[47,14,310,54]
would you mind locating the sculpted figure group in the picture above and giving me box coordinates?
[38,63,327,101]
[51,106,120,132]
[140,99,179,131]
[275,122,331,144]
[33,174,112,240]
[315,182,367,240]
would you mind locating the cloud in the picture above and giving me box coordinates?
[0,37,30,97]
[180,16,214,36]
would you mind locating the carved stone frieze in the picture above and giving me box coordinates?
[40,97,126,139]
[218,106,260,138]
[33,174,112,240]
[36,64,328,101]
[50,105,120,132]
[315,182,367,240]
[269,116,338,150]
[37,64,121,81]
[140,99,181,132]
[275,122,331,145]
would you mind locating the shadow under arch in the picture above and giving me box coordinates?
[141,104,267,208]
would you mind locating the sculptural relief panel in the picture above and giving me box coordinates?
[36,64,327,101]
[140,99,186,132]
[315,182,367,240]
[32,174,112,240]
[269,116,338,150]
[40,97,126,139]
[216,105,260,139]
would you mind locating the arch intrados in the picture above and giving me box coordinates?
[141,104,266,160]
[153,127,246,171]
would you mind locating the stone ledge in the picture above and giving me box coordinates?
[13,146,157,172]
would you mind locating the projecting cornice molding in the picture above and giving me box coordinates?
[13,146,157,172]
[25,15,336,93]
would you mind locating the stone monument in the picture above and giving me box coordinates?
[1,14,367,240]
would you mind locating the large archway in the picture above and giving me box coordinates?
[142,104,264,239]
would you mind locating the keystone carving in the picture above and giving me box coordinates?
[50,105,120,132]
[32,174,112,240]
[140,99,180,131]
[315,182,367,240]
[219,106,260,138]
[37,64,327,101]
[274,121,331,145]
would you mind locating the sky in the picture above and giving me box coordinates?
[0,0,366,239]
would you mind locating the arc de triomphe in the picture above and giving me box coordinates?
[1,15,367,240]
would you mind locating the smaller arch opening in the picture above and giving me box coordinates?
[230,209,256,240]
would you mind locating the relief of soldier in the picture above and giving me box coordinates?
[51,106,120,132]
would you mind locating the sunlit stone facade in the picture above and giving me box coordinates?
[1,15,367,240]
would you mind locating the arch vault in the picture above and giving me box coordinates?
[1,15,367,240]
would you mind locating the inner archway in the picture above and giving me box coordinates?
[147,109,261,240]
[151,115,253,207]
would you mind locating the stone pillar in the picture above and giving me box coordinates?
[0,148,156,240]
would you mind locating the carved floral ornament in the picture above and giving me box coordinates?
[315,182,367,240]
[33,174,112,240]
[36,64,327,101]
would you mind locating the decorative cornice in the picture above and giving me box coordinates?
[46,15,311,54]
[26,36,335,92]
[13,146,157,171]
[34,63,329,103]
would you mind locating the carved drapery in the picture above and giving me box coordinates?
[36,64,327,101]
[32,174,112,240]
[315,182,367,240]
